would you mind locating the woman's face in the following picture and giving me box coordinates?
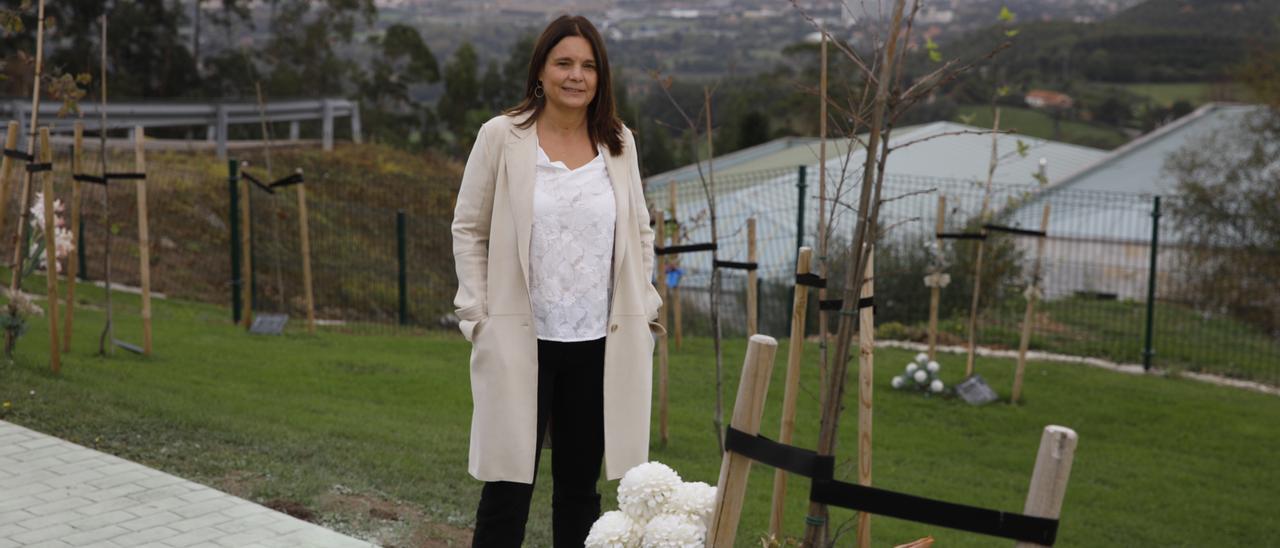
[538,36,598,113]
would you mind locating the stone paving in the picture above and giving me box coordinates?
[0,420,377,548]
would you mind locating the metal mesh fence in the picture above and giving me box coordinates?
[646,166,1280,385]
[9,139,1276,385]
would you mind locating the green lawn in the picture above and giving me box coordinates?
[933,296,1280,386]
[955,105,1129,150]
[1119,82,1213,107]
[2,279,1278,546]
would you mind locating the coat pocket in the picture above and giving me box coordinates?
[460,317,488,342]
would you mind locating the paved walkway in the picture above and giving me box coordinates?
[0,421,377,548]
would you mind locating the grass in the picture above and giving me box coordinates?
[954,105,1130,150]
[926,295,1280,385]
[1119,82,1213,107]
[2,279,1279,546]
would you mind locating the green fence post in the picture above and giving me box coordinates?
[228,159,241,324]
[1142,195,1161,371]
[796,165,807,252]
[789,165,807,333]
[397,210,407,326]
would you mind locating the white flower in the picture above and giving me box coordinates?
[618,462,683,525]
[891,375,905,389]
[926,360,940,373]
[586,511,644,548]
[3,288,43,317]
[914,352,928,365]
[642,513,705,548]
[930,379,945,393]
[913,370,928,384]
[905,363,918,375]
[667,481,716,529]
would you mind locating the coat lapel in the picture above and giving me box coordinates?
[505,114,537,289]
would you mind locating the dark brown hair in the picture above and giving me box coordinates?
[505,15,625,156]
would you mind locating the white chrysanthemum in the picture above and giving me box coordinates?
[586,511,644,548]
[891,375,905,389]
[642,513,705,548]
[618,462,683,524]
[926,360,940,373]
[667,481,716,528]
[930,379,944,393]
[914,352,928,365]
[905,362,918,374]
[913,370,928,383]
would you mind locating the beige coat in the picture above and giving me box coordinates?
[451,112,662,484]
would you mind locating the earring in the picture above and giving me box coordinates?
[534,82,544,98]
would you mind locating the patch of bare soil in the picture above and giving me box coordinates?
[315,486,472,547]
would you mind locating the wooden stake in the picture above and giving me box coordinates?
[965,108,1001,376]
[7,0,47,299]
[769,246,812,538]
[655,210,670,447]
[297,180,315,333]
[1012,204,1051,403]
[708,334,779,547]
[746,217,758,335]
[0,122,18,246]
[134,127,152,356]
[38,128,60,374]
[63,123,84,352]
[816,26,831,393]
[239,164,253,328]
[669,183,682,350]
[1015,426,1078,548]
[856,249,875,548]
[927,195,946,360]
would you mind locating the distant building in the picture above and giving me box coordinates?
[1006,103,1270,300]
[1025,89,1075,110]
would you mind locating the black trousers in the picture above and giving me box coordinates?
[472,337,606,548]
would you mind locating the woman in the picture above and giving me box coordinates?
[450,15,663,547]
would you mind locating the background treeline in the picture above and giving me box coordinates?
[0,0,1275,174]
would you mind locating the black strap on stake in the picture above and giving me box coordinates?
[725,427,834,479]
[269,173,304,188]
[25,163,52,173]
[819,297,875,313]
[795,273,826,289]
[654,242,716,256]
[74,174,107,185]
[937,232,987,241]
[983,223,1047,238]
[809,479,1059,546]
[714,260,758,271]
[241,171,276,194]
[3,149,34,162]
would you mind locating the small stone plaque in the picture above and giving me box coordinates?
[250,313,289,335]
[955,374,1000,406]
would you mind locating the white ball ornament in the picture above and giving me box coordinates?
[891,375,905,389]
[905,363,918,374]
[913,370,928,384]
[586,510,644,548]
[914,352,929,364]
[926,360,940,373]
[641,513,705,548]
[930,379,944,393]
[617,462,683,525]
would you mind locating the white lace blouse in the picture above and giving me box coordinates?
[529,143,616,342]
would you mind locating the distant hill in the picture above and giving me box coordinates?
[1110,0,1280,37]
[928,0,1278,85]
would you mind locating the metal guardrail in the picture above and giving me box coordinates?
[1,97,361,158]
